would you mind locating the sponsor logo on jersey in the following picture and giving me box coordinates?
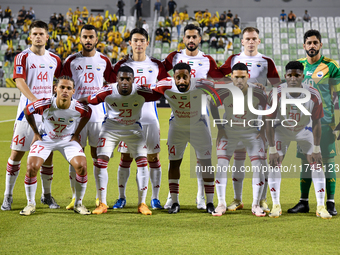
[122,103,128,107]
[58,118,65,122]
[198,62,203,66]
[86,65,92,69]
[181,96,187,100]
[28,105,35,113]
[137,69,143,73]
[39,64,45,68]
[256,62,261,68]
[96,66,101,71]
[133,101,139,107]
[306,71,313,76]
[49,64,53,69]
[16,66,23,74]
[47,116,55,121]
[148,68,153,73]
[170,95,177,99]
[30,64,36,69]
[76,65,83,70]
[90,93,96,100]
[111,102,117,107]
[316,71,323,78]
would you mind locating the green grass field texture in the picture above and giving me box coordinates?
[0,106,339,254]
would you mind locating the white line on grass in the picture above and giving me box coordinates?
[0,119,15,123]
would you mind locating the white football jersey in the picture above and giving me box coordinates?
[112,55,169,124]
[268,82,324,135]
[61,51,113,122]
[220,52,280,86]
[13,48,62,122]
[213,83,267,133]
[26,96,91,142]
[163,49,224,79]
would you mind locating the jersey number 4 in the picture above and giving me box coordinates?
[178,101,191,108]
[37,72,48,82]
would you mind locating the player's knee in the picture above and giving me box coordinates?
[10,150,25,162]
[147,153,159,162]
[72,157,87,176]
[121,153,133,161]
[26,161,41,177]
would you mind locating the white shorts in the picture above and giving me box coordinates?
[79,122,102,148]
[28,140,85,162]
[275,126,313,156]
[10,121,41,151]
[118,122,160,154]
[97,121,147,159]
[167,120,212,161]
[217,131,265,160]
[234,134,268,151]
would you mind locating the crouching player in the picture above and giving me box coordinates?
[20,76,92,215]
[266,61,331,219]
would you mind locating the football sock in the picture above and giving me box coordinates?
[75,173,88,206]
[216,156,230,206]
[251,159,264,206]
[40,165,53,195]
[311,163,326,206]
[24,175,37,206]
[323,158,336,201]
[136,158,149,205]
[94,159,109,205]
[268,164,281,205]
[169,179,179,204]
[300,159,311,200]
[69,164,76,199]
[149,160,161,200]
[196,160,205,198]
[204,181,215,204]
[4,159,21,196]
[260,159,269,201]
[117,159,132,199]
[232,151,246,201]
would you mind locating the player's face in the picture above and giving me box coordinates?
[117,72,134,95]
[80,29,98,52]
[56,79,75,101]
[241,31,260,54]
[303,35,322,58]
[231,70,249,92]
[30,27,49,47]
[285,69,304,88]
[174,69,191,92]
[129,33,149,54]
[183,30,201,52]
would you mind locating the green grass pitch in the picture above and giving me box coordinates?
[0,106,339,254]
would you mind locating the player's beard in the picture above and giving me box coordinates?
[186,43,198,52]
[306,48,319,57]
[177,83,189,92]
[82,43,96,52]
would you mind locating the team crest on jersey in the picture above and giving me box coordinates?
[69,118,74,124]
[133,101,139,107]
[49,64,53,69]
[28,105,35,114]
[193,95,197,99]
[198,62,203,66]
[122,103,128,107]
[148,68,153,73]
[96,66,101,71]
[256,62,261,68]
[16,66,23,74]
[306,71,313,76]
[39,64,45,68]
[58,118,65,122]
[316,71,324,78]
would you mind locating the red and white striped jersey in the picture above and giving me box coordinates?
[220,52,280,86]
[25,96,91,142]
[267,82,324,134]
[163,50,225,79]
[153,78,211,125]
[13,48,62,122]
[61,51,114,122]
[112,55,169,124]
[87,83,160,127]
[212,83,268,133]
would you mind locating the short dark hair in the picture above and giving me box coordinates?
[130,27,149,41]
[80,24,97,36]
[56,75,75,88]
[285,61,304,72]
[173,62,191,74]
[29,20,48,32]
[304,29,321,43]
[184,24,201,36]
[118,66,134,76]
[242,27,259,35]
[231,63,248,73]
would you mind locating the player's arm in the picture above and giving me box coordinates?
[86,85,112,105]
[16,78,38,102]
[209,99,227,145]
[137,87,163,102]
[207,55,226,79]
[311,118,322,165]
[71,104,92,144]
[24,101,43,144]
[266,92,280,166]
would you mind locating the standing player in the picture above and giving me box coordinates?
[20,76,92,215]
[266,61,331,219]
[288,30,340,216]
[1,21,62,211]
[111,28,169,211]
[150,63,216,214]
[81,66,162,215]
[61,24,114,211]
[219,27,280,213]
[162,24,225,210]
[210,63,267,217]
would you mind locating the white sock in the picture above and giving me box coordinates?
[251,159,264,206]
[215,156,230,206]
[311,164,326,206]
[95,158,109,205]
[40,165,53,195]
[232,151,246,201]
[268,165,281,205]
[24,175,37,206]
[75,174,88,206]
[136,158,149,205]
[5,159,21,196]
[169,179,179,204]
[149,160,161,200]
[260,159,269,201]
[69,164,76,199]
[92,158,98,200]
[196,160,205,198]
[117,159,132,199]
[204,181,215,204]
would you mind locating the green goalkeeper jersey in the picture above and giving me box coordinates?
[298,56,340,128]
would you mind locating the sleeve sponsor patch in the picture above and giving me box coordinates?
[90,93,97,100]
[16,66,23,74]
[28,104,35,114]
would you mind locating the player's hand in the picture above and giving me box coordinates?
[311,152,322,165]
[31,133,42,146]
[216,128,227,146]
[269,152,280,167]
[254,82,265,91]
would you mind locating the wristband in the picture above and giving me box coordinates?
[269,146,277,154]
[313,145,321,153]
